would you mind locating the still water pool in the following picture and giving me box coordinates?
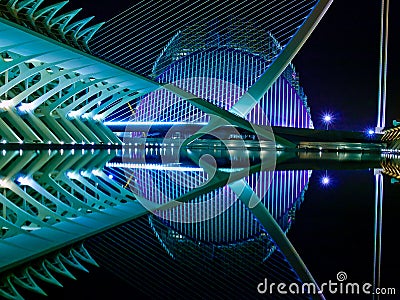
[5,147,399,300]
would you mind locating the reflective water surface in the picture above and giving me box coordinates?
[2,147,399,300]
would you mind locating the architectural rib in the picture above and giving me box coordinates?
[382,126,400,150]
[0,15,159,144]
[0,149,147,298]
[0,1,335,299]
[0,0,101,52]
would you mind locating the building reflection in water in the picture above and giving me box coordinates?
[110,147,310,246]
[374,152,400,299]
[91,147,315,299]
[0,148,144,299]
[0,147,394,299]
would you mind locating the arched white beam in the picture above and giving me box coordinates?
[19,67,100,112]
[0,56,74,103]
[229,179,324,298]
[229,0,333,118]
[60,82,127,117]
[93,90,152,121]
[163,84,294,148]
[44,78,109,114]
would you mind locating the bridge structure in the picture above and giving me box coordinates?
[382,122,400,151]
[0,0,396,299]
[0,0,159,145]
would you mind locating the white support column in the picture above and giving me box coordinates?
[57,114,90,143]
[373,169,383,295]
[0,116,21,142]
[3,109,42,142]
[376,0,389,133]
[24,113,60,143]
[41,115,76,143]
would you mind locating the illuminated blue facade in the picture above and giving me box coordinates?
[131,168,311,244]
[113,147,311,247]
[134,27,313,130]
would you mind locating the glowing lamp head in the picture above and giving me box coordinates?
[368,129,375,135]
[323,115,332,123]
[321,176,331,186]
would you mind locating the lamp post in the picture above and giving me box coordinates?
[320,170,331,187]
[322,114,333,130]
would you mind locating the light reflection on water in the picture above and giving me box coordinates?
[0,147,398,299]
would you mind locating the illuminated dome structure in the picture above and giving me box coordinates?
[125,23,315,255]
[133,23,314,133]
[146,169,311,258]
[0,0,335,298]
[118,148,312,258]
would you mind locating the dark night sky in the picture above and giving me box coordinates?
[63,0,399,132]
[293,1,400,131]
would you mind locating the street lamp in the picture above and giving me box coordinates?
[322,114,333,130]
[321,176,330,185]
[320,170,331,187]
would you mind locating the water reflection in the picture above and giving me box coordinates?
[0,147,398,299]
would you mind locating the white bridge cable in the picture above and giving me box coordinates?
[102,1,277,121]
[92,0,228,58]
[93,0,211,50]
[105,32,312,121]
[92,0,197,48]
[90,0,176,49]
[123,3,304,61]
[97,0,269,63]
[91,1,245,59]
[95,0,315,76]
[123,1,312,81]
[107,167,132,186]
[129,0,312,74]
[91,0,147,40]
[118,0,282,75]
[104,2,315,123]
[90,0,169,45]
[90,0,205,52]
[107,108,136,122]
[120,0,268,69]
[92,0,146,38]
[267,1,316,44]
[96,0,317,121]
[105,0,235,62]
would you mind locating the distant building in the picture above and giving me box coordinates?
[134,23,314,135]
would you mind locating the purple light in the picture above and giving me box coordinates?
[368,129,375,135]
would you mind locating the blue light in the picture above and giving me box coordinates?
[108,174,114,179]
[364,128,376,139]
[323,114,332,123]
[320,171,332,187]
[321,113,334,130]
[321,176,330,185]
[103,121,208,126]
